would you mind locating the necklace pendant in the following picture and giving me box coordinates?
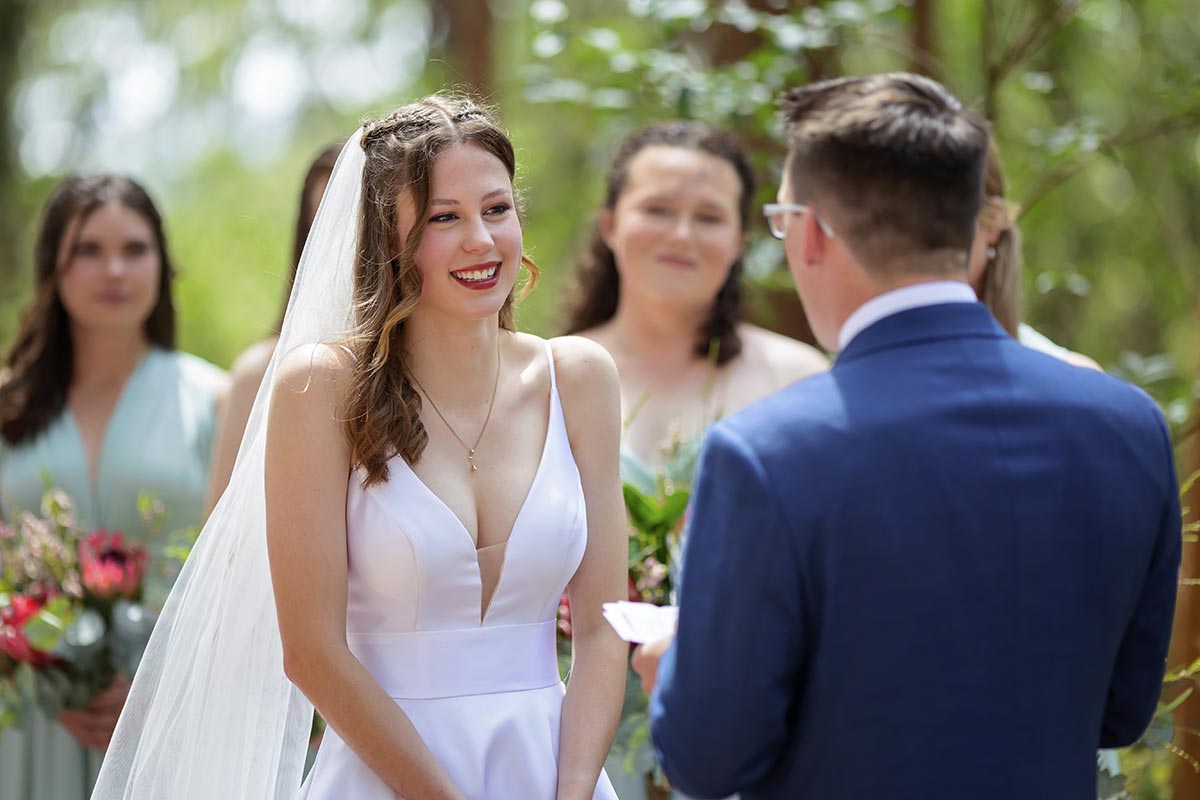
[469,449,478,472]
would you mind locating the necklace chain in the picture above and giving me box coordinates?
[410,339,501,473]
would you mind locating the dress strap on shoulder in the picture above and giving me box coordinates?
[543,339,557,392]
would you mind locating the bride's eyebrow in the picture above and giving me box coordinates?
[429,188,511,206]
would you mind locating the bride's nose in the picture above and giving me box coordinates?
[462,216,494,254]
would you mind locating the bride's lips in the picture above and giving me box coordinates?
[450,261,501,290]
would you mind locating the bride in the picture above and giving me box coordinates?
[92,96,627,799]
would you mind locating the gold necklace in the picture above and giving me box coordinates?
[410,339,501,473]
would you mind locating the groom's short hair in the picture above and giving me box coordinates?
[780,73,989,277]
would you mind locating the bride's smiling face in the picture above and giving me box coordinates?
[397,142,523,322]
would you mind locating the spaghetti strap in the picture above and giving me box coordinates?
[543,339,557,393]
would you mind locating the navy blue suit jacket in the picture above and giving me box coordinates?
[650,302,1180,799]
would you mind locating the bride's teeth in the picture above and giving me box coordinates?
[454,265,497,282]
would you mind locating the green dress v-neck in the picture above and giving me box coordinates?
[0,346,224,800]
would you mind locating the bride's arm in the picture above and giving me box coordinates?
[551,336,630,800]
[266,343,463,800]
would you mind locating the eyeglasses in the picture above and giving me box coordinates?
[762,203,836,240]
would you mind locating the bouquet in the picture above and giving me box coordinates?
[0,489,164,728]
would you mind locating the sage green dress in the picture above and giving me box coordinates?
[0,346,224,800]
[608,439,723,800]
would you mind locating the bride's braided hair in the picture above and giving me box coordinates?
[345,95,538,487]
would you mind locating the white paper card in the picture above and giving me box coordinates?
[602,601,678,644]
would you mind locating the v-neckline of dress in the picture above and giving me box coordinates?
[394,379,557,626]
[63,347,155,523]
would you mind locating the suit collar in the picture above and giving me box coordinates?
[834,302,1008,367]
[838,281,978,351]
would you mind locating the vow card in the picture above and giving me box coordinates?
[601,601,678,644]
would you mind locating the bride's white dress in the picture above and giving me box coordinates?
[295,341,617,799]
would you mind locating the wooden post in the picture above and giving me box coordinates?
[1173,401,1200,795]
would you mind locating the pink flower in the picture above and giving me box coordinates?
[556,591,572,639]
[635,557,669,594]
[78,530,148,601]
[0,594,56,667]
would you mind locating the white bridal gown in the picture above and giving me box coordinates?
[295,342,617,800]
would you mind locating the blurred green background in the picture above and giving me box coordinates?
[1,1,1196,422]
[1,2,1198,793]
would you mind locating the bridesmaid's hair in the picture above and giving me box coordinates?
[975,142,1022,337]
[0,174,177,446]
[276,139,345,331]
[562,121,756,366]
[346,94,537,487]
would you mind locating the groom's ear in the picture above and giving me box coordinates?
[800,210,828,267]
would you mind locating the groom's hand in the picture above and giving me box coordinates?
[632,632,675,695]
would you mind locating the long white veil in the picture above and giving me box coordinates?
[92,130,365,799]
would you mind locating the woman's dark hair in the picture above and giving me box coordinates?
[563,122,756,365]
[0,174,176,445]
[277,140,344,330]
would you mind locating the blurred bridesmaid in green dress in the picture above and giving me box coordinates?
[563,122,827,800]
[205,140,342,511]
[0,173,227,800]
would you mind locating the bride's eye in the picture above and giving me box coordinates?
[485,203,512,217]
[429,212,457,224]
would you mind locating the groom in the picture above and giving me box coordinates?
[633,73,1181,799]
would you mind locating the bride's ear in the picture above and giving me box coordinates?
[597,208,615,249]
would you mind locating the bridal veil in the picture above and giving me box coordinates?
[92,130,365,799]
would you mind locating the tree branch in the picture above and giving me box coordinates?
[1019,107,1200,216]
[984,0,1094,120]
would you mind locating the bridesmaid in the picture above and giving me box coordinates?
[206,140,342,510]
[0,173,227,800]
[566,121,827,492]
[968,142,1100,370]
[563,121,827,799]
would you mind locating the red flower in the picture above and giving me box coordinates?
[78,529,148,601]
[0,594,56,667]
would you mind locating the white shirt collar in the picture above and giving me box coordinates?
[837,281,978,352]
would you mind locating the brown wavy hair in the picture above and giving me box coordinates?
[975,142,1022,337]
[345,95,538,487]
[1,174,177,446]
[562,122,756,366]
[276,139,345,331]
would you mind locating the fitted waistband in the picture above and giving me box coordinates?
[346,620,561,700]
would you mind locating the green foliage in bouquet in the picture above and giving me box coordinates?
[623,483,688,608]
[0,486,192,730]
[0,489,85,725]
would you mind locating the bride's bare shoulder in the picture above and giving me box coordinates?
[545,334,618,388]
[272,342,355,401]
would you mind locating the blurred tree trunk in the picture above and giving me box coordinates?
[430,0,494,96]
[0,0,29,335]
[909,0,937,78]
[1172,398,1200,796]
